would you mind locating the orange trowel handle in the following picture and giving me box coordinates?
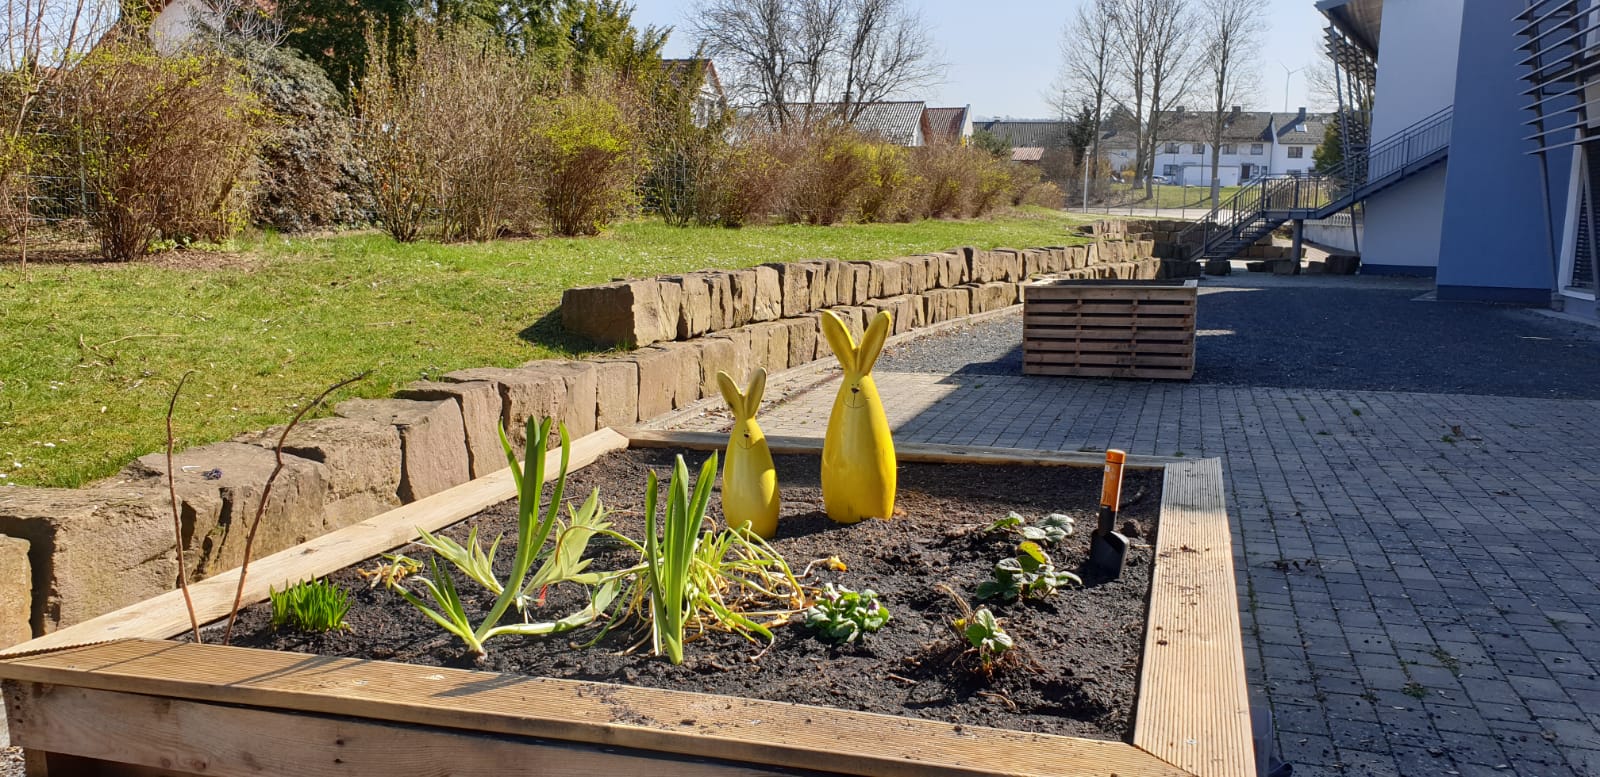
[1100,450,1127,511]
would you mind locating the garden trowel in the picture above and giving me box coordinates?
[1090,449,1129,579]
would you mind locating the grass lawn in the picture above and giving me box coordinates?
[1091,184,1242,210]
[1,209,1091,488]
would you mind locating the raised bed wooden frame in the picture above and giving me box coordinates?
[0,428,1251,777]
[1022,279,1199,380]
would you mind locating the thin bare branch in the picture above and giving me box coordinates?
[166,370,202,644]
[223,371,369,645]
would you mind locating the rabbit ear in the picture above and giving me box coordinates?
[745,367,767,413]
[819,310,859,373]
[856,311,891,375]
[716,370,746,417]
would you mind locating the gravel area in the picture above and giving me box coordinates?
[875,274,1600,399]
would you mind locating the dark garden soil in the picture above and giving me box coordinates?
[221,448,1164,742]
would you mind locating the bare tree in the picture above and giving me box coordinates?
[1198,0,1265,206]
[1140,0,1197,198]
[1052,0,1116,204]
[189,0,289,53]
[1107,0,1153,191]
[691,0,943,130]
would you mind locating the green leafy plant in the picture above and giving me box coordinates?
[987,511,1075,545]
[938,583,1014,673]
[270,578,352,632]
[803,584,891,643]
[390,418,619,656]
[977,541,1082,601]
[598,453,806,664]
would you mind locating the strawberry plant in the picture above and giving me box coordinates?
[977,542,1082,601]
[803,584,891,643]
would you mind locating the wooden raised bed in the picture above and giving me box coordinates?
[0,428,1251,777]
[1023,279,1198,380]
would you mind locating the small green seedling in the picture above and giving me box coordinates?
[937,583,1015,674]
[960,606,1013,665]
[987,512,1075,545]
[977,541,1082,601]
[270,578,351,632]
[803,584,891,643]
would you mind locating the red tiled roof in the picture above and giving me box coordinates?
[1011,147,1044,162]
[921,106,968,145]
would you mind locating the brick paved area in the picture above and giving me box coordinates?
[669,359,1600,775]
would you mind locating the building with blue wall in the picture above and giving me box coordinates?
[1316,0,1593,318]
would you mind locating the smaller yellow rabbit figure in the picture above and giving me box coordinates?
[716,368,780,538]
[820,310,896,524]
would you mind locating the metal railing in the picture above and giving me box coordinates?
[1175,106,1453,259]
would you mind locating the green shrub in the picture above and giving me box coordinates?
[65,41,268,261]
[244,44,374,232]
[784,126,872,225]
[533,78,645,236]
[355,24,541,242]
[908,144,978,219]
[856,143,911,223]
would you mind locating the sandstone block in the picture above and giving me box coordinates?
[1204,258,1233,276]
[0,485,179,632]
[444,366,562,454]
[971,281,1018,313]
[771,262,812,318]
[630,344,699,417]
[337,398,469,503]
[517,361,599,441]
[728,268,758,327]
[560,280,678,348]
[805,262,832,309]
[397,380,503,478]
[751,265,783,322]
[843,262,873,304]
[0,535,32,646]
[870,259,906,297]
[590,359,640,432]
[239,416,403,527]
[784,315,819,366]
[898,257,929,294]
[744,321,791,374]
[695,335,745,399]
[665,274,713,339]
[124,441,328,580]
[698,271,736,332]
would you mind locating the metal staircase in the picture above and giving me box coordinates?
[1177,106,1454,263]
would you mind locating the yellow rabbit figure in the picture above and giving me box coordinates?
[819,310,896,524]
[716,368,780,538]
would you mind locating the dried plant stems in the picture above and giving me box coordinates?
[223,372,367,645]
[166,370,201,644]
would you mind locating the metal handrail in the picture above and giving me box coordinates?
[1175,106,1453,257]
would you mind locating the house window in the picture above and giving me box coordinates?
[1165,142,1179,153]
[1287,146,1305,159]
[1221,143,1236,154]
[1251,143,1265,155]
[1163,164,1180,177]
[1191,143,1204,154]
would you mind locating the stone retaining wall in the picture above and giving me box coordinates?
[0,220,1163,645]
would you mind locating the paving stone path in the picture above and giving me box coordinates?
[665,279,1600,777]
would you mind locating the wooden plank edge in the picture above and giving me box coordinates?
[621,429,1185,470]
[2,427,632,655]
[0,640,1189,777]
[1131,458,1255,777]
[4,682,794,777]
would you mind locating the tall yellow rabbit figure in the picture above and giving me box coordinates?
[716,368,780,538]
[820,310,896,524]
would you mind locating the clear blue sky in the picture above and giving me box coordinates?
[631,0,1331,118]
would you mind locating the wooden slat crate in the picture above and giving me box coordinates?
[1023,279,1198,380]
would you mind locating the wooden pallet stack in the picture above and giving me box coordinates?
[1022,279,1198,380]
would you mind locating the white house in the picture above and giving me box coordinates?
[1145,108,1330,186]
